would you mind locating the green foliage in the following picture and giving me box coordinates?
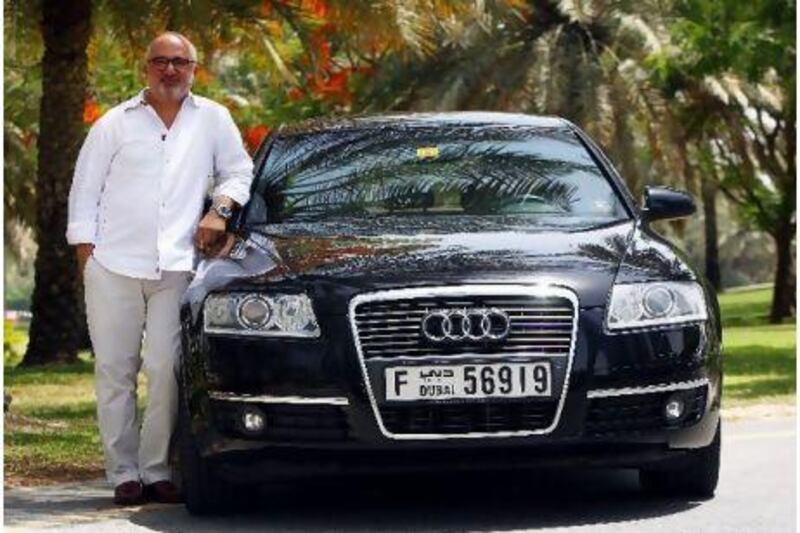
[4,320,28,365]
[4,232,36,310]
[671,0,795,84]
[651,0,795,218]
[90,28,144,105]
[4,50,41,232]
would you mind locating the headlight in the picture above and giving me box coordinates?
[204,292,320,338]
[606,281,707,331]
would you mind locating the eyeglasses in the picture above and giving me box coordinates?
[148,56,196,71]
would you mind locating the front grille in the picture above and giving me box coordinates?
[212,401,350,441]
[354,295,574,360]
[585,385,708,436]
[381,401,558,434]
[350,286,578,438]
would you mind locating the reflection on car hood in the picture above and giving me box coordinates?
[243,217,637,308]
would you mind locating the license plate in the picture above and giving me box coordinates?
[384,362,552,401]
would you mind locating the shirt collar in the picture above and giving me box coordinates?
[122,89,201,111]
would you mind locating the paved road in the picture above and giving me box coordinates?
[5,417,795,532]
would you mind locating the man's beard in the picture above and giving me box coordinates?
[150,81,190,103]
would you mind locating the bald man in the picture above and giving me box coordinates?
[66,32,253,505]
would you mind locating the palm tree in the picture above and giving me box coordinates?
[361,0,680,192]
[22,0,92,366]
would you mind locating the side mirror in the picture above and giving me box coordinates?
[642,186,696,222]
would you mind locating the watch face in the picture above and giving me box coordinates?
[214,205,233,219]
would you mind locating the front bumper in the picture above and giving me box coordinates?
[209,438,707,483]
[180,296,722,473]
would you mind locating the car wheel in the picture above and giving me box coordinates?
[639,421,721,499]
[177,401,237,515]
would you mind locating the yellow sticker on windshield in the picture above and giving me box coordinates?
[416,146,440,159]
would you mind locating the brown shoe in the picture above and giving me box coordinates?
[114,480,144,506]
[144,480,183,504]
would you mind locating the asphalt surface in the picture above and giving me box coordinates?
[4,416,796,532]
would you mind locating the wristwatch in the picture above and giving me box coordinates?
[212,202,233,220]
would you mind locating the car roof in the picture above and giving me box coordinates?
[276,112,571,137]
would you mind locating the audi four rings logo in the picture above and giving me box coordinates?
[421,308,511,342]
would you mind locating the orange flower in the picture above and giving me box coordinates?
[287,87,305,101]
[244,124,271,153]
[323,70,348,93]
[302,0,328,18]
[309,69,351,104]
[309,25,333,70]
[83,99,102,125]
[316,41,331,70]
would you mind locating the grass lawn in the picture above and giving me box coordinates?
[4,324,146,486]
[719,285,796,405]
[2,284,795,485]
[719,284,784,328]
[4,354,105,485]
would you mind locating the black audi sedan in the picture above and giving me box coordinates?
[177,112,722,514]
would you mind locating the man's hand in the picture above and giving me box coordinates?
[76,243,95,276]
[194,211,227,256]
[211,233,237,259]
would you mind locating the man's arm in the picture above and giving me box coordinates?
[194,106,255,257]
[66,116,114,274]
[194,195,236,257]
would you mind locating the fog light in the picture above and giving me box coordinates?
[241,406,266,434]
[664,396,685,421]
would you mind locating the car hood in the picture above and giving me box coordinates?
[182,216,700,320]
[197,217,637,309]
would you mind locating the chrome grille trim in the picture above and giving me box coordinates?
[586,378,710,399]
[354,294,574,359]
[348,284,580,440]
[359,338,572,347]
[209,392,350,406]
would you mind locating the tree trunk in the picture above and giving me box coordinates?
[701,178,721,291]
[770,219,796,323]
[21,0,92,366]
[770,117,796,323]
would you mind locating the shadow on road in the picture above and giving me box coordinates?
[127,468,701,531]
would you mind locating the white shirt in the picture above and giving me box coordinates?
[66,90,254,279]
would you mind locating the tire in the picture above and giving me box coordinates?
[177,401,237,515]
[639,421,721,499]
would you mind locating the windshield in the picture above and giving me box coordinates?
[245,125,629,227]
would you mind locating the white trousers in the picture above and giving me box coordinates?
[83,256,190,486]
